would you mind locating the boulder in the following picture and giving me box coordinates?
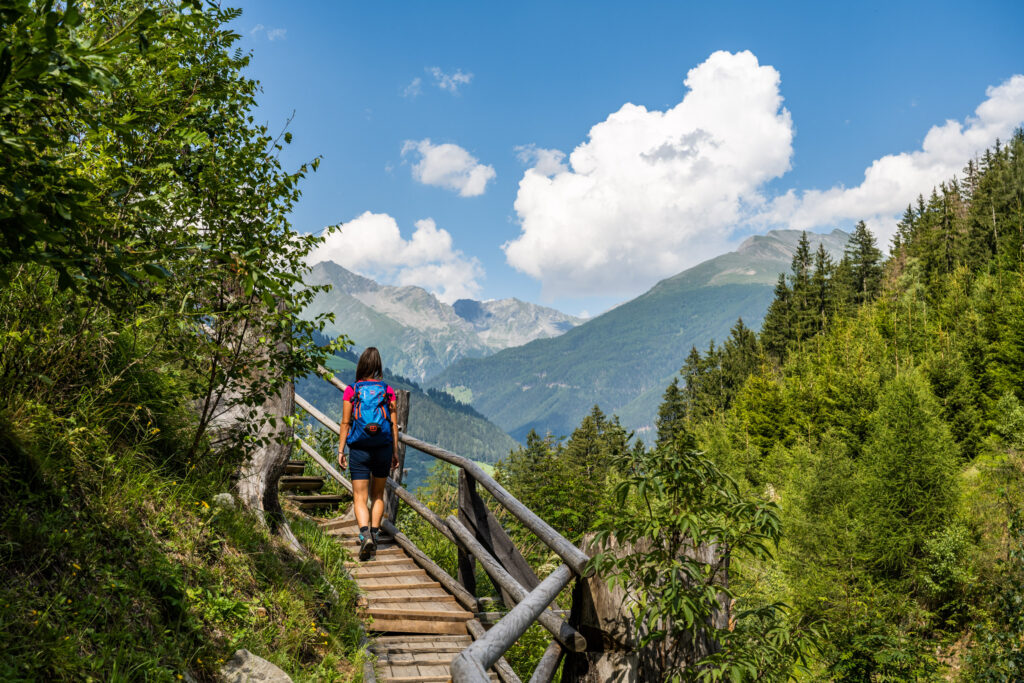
[219,649,293,683]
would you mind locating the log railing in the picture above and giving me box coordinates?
[294,366,590,683]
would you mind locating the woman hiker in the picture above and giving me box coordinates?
[337,347,400,561]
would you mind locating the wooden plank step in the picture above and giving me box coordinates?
[352,568,428,580]
[279,476,325,492]
[374,634,471,646]
[345,557,416,569]
[360,581,440,592]
[369,617,468,635]
[320,517,358,530]
[368,595,456,607]
[374,647,465,656]
[378,653,458,664]
[285,460,307,475]
[366,608,472,621]
[284,494,347,508]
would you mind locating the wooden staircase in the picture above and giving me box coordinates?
[280,458,483,682]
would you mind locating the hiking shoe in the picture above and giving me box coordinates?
[358,532,375,561]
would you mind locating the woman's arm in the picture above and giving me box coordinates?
[390,399,399,471]
[338,400,352,469]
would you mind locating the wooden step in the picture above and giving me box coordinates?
[284,460,307,475]
[369,595,456,607]
[369,617,469,636]
[352,568,428,580]
[366,608,472,621]
[320,517,357,530]
[360,581,439,592]
[283,494,347,509]
[374,635,471,645]
[345,557,417,570]
[279,476,325,492]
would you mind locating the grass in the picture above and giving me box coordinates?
[0,370,368,681]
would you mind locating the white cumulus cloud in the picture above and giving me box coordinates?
[761,75,1024,243]
[514,144,568,176]
[402,138,496,197]
[504,50,794,298]
[427,67,473,93]
[309,212,483,303]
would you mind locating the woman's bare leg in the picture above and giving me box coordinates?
[352,478,371,529]
[369,475,388,528]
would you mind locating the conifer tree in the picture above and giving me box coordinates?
[760,273,794,362]
[845,221,884,305]
[790,232,816,343]
[811,243,835,333]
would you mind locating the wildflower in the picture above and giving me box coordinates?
[150,427,160,435]
[66,599,71,604]
[72,563,80,570]
[201,500,210,509]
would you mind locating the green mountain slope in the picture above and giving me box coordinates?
[430,229,848,441]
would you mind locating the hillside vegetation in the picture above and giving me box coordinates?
[0,2,366,680]
[464,133,1024,679]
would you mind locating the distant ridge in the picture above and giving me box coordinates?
[429,229,849,441]
[303,261,584,382]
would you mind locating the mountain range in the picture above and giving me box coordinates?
[428,229,851,441]
[304,261,584,382]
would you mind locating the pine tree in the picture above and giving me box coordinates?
[845,221,883,305]
[790,232,816,343]
[811,243,835,333]
[760,273,793,362]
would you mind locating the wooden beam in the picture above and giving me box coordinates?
[457,471,478,597]
[528,641,562,683]
[380,518,478,612]
[383,476,457,545]
[296,437,353,493]
[400,433,590,576]
[466,618,523,683]
[458,470,540,606]
[295,391,341,434]
[452,565,575,680]
[315,363,349,393]
[446,516,586,653]
[385,389,411,525]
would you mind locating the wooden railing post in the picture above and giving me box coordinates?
[457,470,478,597]
[457,470,540,607]
[384,388,410,525]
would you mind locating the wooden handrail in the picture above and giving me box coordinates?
[451,565,575,682]
[446,516,585,652]
[296,437,352,493]
[400,433,590,576]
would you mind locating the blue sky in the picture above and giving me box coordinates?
[235,0,1024,316]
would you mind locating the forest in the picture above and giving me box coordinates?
[403,131,1024,680]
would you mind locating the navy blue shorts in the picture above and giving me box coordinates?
[348,443,392,480]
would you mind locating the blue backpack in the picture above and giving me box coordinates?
[348,380,392,447]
